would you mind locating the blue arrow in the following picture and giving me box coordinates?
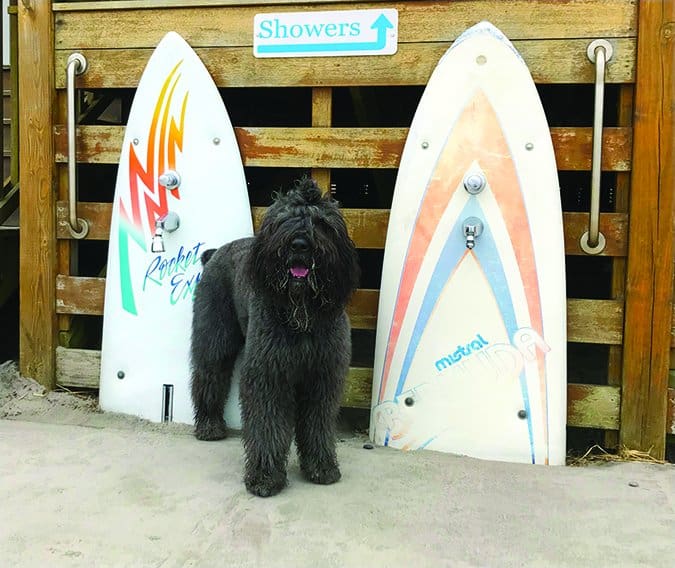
[257,13,394,54]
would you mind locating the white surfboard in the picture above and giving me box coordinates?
[99,32,253,426]
[369,22,567,465]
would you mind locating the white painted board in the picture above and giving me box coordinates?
[99,32,253,427]
[369,22,567,465]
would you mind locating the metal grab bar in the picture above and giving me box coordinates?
[580,39,613,255]
[66,53,89,239]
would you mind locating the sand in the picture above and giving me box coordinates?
[2,360,674,567]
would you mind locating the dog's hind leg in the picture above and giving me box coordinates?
[190,293,242,441]
[295,369,345,486]
[191,358,236,441]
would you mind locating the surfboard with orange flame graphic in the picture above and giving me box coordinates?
[369,22,567,465]
[100,32,253,426]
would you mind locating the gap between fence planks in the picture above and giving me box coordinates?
[55,201,629,257]
[54,274,624,345]
[53,0,637,45]
[53,125,633,172]
[54,346,632,430]
[53,39,636,90]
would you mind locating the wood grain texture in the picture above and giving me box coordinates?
[56,201,629,257]
[53,346,623,428]
[620,0,675,459]
[55,346,101,389]
[53,1,637,46]
[54,39,636,89]
[54,275,623,344]
[18,0,57,387]
[310,87,332,193]
[54,125,633,172]
[605,84,633,449]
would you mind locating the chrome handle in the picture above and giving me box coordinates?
[580,39,613,255]
[151,212,180,253]
[462,216,484,250]
[66,53,89,239]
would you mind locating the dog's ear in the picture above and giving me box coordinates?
[201,249,216,265]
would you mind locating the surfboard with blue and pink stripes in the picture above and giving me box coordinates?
[369,22,566,465]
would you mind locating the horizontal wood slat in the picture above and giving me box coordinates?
[54,39,636,89]
[55,275,623,344]
[54,346,626,429]
[54,1,637,45]
[54,125,633,172]
[56,201,629,257]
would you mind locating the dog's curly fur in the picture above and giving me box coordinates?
[190,178,360,497]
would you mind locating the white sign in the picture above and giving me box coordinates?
[254,9,398,58]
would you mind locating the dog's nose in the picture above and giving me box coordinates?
[291,237,309,252]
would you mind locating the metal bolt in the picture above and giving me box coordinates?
[525,142,534,151]
[117,371,125,379]
[463,173,486,194]
[213,137,221,145]
[132,138,139,146]
[421,141,429,149]
[476,55,487,65]
[517,409,527,419]
[404,397,415,407]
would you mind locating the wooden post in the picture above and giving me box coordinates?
[605,85,633,449]
[620,0,675,459]
[311,87,332,193]
[18,0,57,388]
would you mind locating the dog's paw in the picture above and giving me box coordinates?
[302,462,341,485]
[245,471,288,498]
[194,420,228,441]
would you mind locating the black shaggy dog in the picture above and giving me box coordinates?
[190,178,360,497]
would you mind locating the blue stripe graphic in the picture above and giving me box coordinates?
[392,198,535,462]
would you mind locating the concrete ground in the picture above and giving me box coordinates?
[1,365,674,567]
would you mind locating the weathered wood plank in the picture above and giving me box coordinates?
[53,1,637,46]
[566,383,621,430]
[562,212,628,257]
[54,125,633,172]
[56,201,629,258]
[55,346,101,389]
[54,39,636,89]
[55,275,624,345]
[18,0,57,387]
[56,275,107,317]
[620,0,675,460]
[54,346,622,428]
[567,299,624,345]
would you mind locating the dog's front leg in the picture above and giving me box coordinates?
[295,369,344,486]
[240,364,295,497]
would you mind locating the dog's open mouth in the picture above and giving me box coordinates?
[290,266,309,279]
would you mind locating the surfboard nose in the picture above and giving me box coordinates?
[449,20,523,61]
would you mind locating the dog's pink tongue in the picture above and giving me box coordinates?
[290,266,309,278]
